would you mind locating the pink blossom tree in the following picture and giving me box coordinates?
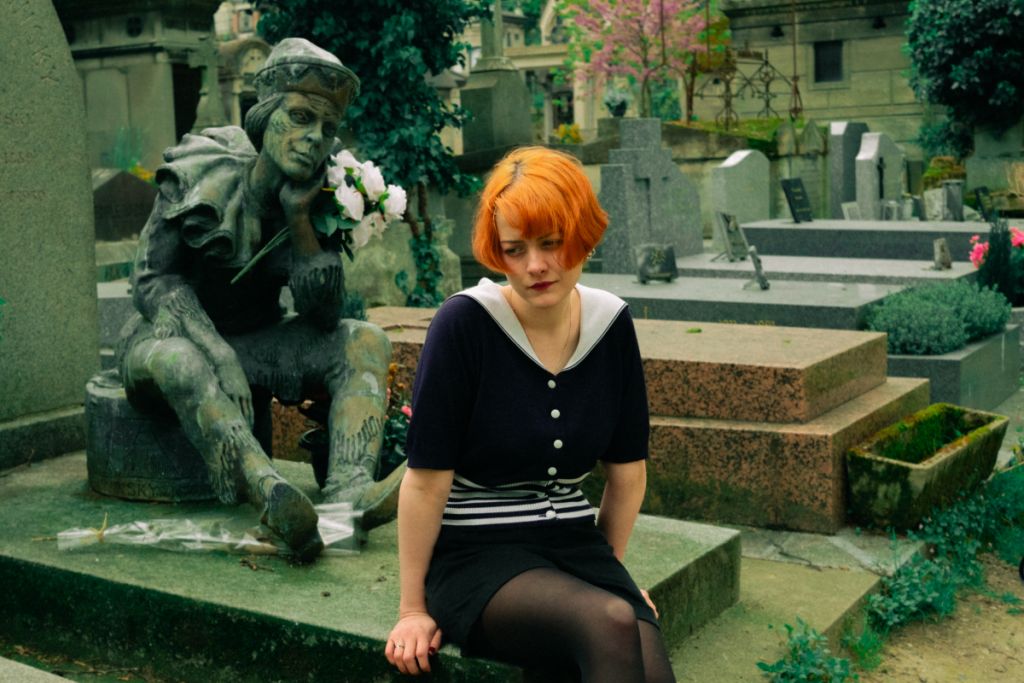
[559,0,711,119]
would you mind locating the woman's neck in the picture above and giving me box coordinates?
[504,286,580,374]
[248,153,285,216]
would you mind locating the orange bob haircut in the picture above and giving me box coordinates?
[472,146,608,272]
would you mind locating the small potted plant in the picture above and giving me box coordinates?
[602,86,632,117]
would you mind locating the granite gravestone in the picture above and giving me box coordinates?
[855,132,904,221]
[0,0,99,469]
[828,121,869,219]
[942,180,965,221]
[711,150,770,237]
[799,120,826,156]
[598,119,702,273]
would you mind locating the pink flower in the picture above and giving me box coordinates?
[1011,228,1024,248]
[400,405,412,419]
[970,234,981,245]
[969,241,989,268]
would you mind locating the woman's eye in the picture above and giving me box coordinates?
[542,239,563,249]
[503,247,523,256]
[289,110,310,124]
[323,124,338,138]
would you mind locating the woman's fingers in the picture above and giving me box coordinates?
[640,588,659,619]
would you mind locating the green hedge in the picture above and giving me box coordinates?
[866,281,1010,355]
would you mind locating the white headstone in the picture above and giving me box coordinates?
[712,150,771,236]
[829,121,869,218]
[855,132,904,220]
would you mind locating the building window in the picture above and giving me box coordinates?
[813,41,843,83]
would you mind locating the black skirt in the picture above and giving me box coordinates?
[424,519,659,653]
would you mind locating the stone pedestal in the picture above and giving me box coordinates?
[965,121,1024,191]
[459,70,533,152]
[85,371,215,502]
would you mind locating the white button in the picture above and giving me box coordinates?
[547,466,558,476]
[553,439,563,449]
[547,379,557,389]
[551,409,561,419]
[545,510,556,519]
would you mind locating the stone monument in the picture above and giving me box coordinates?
[855,132,904,221]
[598,119,702,273]
[0,0,99,470]
[459,0,533,153]
[711,150,770,230]
[829,121,869,219]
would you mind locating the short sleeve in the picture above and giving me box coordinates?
[600,308,650,463]
[405,296,480,470]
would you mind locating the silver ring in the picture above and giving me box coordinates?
[394,643,405,649]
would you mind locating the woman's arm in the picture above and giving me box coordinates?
[386,467,454,676]
[596,459,647,562]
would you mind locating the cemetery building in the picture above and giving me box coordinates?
[707,0,929,154]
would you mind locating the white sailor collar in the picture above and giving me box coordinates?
[455,277,627,374]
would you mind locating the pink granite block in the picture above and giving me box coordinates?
[634,319,888,423]
[644,378,930,533]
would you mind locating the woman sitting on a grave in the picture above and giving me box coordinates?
[116,38,402,563]
[384,147,675,682]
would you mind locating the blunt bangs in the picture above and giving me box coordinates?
[473,147,608,273]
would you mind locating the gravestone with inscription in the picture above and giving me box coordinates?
[828,121,869,219]
[855,132,904,221]
[0,0,99,469]
[711,150,770,232]
[598,118,702,273]
[781,178,814,222]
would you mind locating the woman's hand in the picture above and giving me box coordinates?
[278,169,325,228]
[640,589,659,619]
[215,359,254,427]
[385,612,442,676]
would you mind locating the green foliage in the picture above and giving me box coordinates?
[841,623,884,671]
[917,118,974,161]
[341,291,367,321]
[866,465,1024,634]
[756,619,857,682]
[379,362,412,480]
[876,406,968,465]
[396,233,445,308]
[865,281,1010,355]
[650,79,682,121]
[977,219,1024,306]
[907,0,1024,138]
[109,126,144,171]
[257,0,485,306]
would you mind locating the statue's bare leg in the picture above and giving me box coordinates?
[125,336,323,561]
[321,320,404,527]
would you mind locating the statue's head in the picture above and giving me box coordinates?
[244,38,359,180]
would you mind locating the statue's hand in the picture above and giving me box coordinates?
[279,168,326,229]
[216,359,254,428]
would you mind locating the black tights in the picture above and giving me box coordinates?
[474,568,676,683]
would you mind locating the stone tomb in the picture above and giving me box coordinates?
[91,169,157,241]
[855,132,905,221]
[829,121,869,219]
[598,118,702,273]
[370,307,929,533]
[0,0,99,470]
[740,218,988,262]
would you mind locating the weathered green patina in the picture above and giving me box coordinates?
[846,403,1008,529]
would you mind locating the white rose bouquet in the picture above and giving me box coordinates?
[232,149,407,284]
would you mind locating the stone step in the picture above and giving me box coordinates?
[0,454,740,683]
[369,308,890,424]
[642,377,930,533]
[741,218,983,262]
[577,273,902,330]
[674,251,977,286]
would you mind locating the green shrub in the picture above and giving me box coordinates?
[866,281,1010,354]
[756,619,856,683]
[866,296,966,355]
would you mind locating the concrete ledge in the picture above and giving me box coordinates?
[367,308,889,424]
[0,656,67,682]
[887,325,1020,411]
[642,377,930,533]
[0,407,85,471]
[0,454,739,682]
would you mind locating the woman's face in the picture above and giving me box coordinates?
[263,92,341,181]
[496,210,583,311]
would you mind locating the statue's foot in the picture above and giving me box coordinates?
[322,462,406,532]
[356,462,406,532]
[260,480,324,563]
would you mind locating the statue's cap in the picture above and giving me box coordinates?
[254,38,359,110]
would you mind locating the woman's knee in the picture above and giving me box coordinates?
[587,595,641,644]
[143,338,217,396]
[339,319,392,370]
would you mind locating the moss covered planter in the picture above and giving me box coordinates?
[846,403,1008,529]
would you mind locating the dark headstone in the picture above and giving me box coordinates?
[92,169,158,240]
[781,178,814,223]
[943,180,965,222]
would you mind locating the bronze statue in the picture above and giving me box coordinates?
[115,38,400,562]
